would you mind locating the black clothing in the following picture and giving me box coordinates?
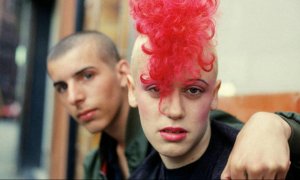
[130,120,238,180]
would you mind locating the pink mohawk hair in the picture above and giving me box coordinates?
[130,0,219,97]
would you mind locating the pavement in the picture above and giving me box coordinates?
[0,119,20,179]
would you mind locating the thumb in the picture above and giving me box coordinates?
[221,160,231,180]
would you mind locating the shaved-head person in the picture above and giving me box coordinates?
[127,0,299,179]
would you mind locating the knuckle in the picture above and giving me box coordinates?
[247,167,263,175]
[277,160,290,172]
[234,162,245,172]
[245,163,266,175]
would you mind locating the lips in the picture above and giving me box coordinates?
[159,127,187,142]
[77,109,97,122]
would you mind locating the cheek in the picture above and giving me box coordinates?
[60,100,78,120]
[135,89,159,123]
[94,75,120,97]
[198,105,211,121]
[190,97,212,123]
[58,96,73,112]
[136,95,152,120]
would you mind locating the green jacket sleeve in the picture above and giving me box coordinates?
[275,112,300,168]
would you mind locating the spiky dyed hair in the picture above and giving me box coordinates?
[130,0,218,97]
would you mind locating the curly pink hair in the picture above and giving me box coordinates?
[130,0,218,97]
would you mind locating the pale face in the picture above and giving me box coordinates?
[47,44,128,134]
[128,37,220,169]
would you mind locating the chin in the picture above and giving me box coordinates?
[88,129,100,134]
[157,146,187,158]
[85,126,103,134]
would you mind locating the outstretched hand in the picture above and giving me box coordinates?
[221,112,291,179]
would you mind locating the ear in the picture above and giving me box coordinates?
[127,74,138,107]
[210,80,221,110]
[115,59,130,88]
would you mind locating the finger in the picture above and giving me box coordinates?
[276,170,289,180]
[221,161,231,180]
[246,168,264,179]
[228,161,248,179]
[262,163,289,180]
[274,161,290,180]
[262,171,276,180]
[230,168,246,179]
[244,171,248,180]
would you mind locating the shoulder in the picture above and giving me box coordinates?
[211,119,239,142]
[211,109,244,129]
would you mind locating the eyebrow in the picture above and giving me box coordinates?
[139,75,209,88]
[53,66,95,87]
[53,81,65,87]
[73,66,95,77]
[184,79,209,86]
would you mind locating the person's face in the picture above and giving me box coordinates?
[47,44,129,133]
[128,37,220,168]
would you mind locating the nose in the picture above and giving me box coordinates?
[67,82,85,107]
[160,90,185,120]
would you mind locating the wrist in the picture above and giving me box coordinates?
[250,112,291,140]
[278,115,292,141]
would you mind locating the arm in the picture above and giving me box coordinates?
[212,110,300,156]
[218,111,300,179]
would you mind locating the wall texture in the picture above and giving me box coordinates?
[216,0,300,95]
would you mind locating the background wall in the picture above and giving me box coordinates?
[216,0,300,96]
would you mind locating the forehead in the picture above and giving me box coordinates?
[47,44,107,80]
[131,36,217,83]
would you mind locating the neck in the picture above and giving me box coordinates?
[105,92,130,146]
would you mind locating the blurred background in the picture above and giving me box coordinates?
[0,0,299,179]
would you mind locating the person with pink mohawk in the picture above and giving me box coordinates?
[128,0,299,179]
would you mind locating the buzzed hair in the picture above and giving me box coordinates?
[47,31,121,67]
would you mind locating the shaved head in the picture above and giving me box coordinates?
[47,31,121,68]
[130,35,219,85]
[130,35,149,79]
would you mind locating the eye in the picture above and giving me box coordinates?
[146,85,160,98]
[184,86,204,98]
[55,83,68,94]
[82,72,94,80]
[148,85,159,92]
